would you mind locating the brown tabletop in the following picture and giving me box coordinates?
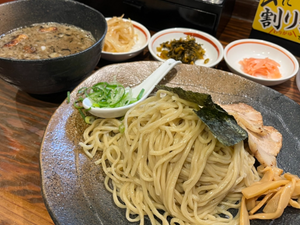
[0,15,300,224]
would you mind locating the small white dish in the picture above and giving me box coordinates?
[224,39,299,86]
[101,18,151,62]
[148,27,224,68]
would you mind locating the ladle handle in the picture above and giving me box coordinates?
[136,58,181,99]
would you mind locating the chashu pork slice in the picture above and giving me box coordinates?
[221,103,282,167]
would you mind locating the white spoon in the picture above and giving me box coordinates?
[82,58,181,118]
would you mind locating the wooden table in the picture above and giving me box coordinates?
[0,16,300,225]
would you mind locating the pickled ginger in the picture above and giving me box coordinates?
[239,57,282,79]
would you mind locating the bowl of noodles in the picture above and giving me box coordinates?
[41,61,300,224]
[101,16,151,62]
[148,27,224,67]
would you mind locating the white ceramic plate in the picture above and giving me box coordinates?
[101,18,151,62]
[148,28,224,67]
[224,39,299,86]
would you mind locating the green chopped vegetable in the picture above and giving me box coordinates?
[78,108,86,120]
[156,85,248,146]
[71,81,144,123]
[119,123,125,133]
[67,91,71,103]
[85,116,96,124]
[84,82,144,109]
[156,35,207,65]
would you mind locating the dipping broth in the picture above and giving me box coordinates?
[0,22,96,60]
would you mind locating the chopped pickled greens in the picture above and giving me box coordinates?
[156,85,248,146]
[156,35,208,65]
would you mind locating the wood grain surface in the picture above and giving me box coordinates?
[0,4,300,225]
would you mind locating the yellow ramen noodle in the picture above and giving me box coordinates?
[80,90,260,224]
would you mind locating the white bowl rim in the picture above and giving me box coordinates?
[102,17,151,56]
[148,27,224,67]
[224,38,299,82]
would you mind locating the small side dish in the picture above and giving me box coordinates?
[156,35,209,65]
[148,28,224,68]
[0,22,96,60]
[104,15,135,53]
[224,39,299,86]
[101,16,151,62]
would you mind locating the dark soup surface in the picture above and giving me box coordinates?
[0,22,96,60]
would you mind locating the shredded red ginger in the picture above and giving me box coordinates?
[239,57,282,79]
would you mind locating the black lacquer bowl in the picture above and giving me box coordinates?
[0,0,107,95]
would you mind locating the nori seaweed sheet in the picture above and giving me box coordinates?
[156,85,248,146]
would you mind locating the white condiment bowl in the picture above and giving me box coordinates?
[224,39,299,86]
[101,18,151,62]
[148,27,224,68]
